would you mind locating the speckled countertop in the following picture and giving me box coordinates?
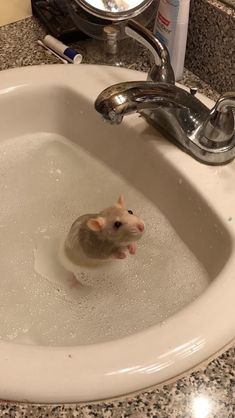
[0,16,234,418]
[185,0,234,93]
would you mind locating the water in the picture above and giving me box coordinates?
[0,133,211,346]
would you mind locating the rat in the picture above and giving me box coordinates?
[59,195,145,279]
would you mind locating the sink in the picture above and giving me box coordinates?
[0,64,234,403]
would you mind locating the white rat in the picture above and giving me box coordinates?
[59,195,145,280]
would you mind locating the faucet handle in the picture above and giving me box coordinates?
[203,92,235,148]
[213,91,235,113]
[125,20,175,84]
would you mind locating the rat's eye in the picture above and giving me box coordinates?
[128,210,133,214]
[114,221,122,229]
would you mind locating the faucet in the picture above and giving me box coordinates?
[95,20,235,165]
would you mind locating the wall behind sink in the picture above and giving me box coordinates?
[0,0,32,27]
[185,0,234,92]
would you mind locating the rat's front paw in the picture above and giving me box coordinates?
[112,250,127,259]
[128,242,136,255]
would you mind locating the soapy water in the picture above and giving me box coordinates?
[0,133,211,346]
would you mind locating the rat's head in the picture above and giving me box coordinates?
[87,195,145,244]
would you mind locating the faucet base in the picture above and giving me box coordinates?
[142,111,235,166]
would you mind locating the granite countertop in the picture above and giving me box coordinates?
[0,16,234,418]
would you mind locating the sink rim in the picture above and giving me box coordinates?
[0,64,234,403]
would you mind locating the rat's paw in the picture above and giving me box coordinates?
[112,250,127,259]
[128,242,136,255]
[67,273,80,288]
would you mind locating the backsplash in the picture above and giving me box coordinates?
[0,0,32,27]
[185,0,235,93]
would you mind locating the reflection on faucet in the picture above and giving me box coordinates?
[95,20,235,165]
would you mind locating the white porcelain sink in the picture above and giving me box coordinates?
[0,64,234,403]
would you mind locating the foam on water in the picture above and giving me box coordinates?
[0,133,211,346]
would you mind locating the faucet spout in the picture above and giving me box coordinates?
[95,81,208,127]
[95,80,235,165]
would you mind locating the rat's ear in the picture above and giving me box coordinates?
[87,217,105,231]
[116,194,125,209]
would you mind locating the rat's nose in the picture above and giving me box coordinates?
[137,222,145,232]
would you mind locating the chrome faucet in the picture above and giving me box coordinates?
[95,20,235,165]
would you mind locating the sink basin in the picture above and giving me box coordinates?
[0,64,234,403]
